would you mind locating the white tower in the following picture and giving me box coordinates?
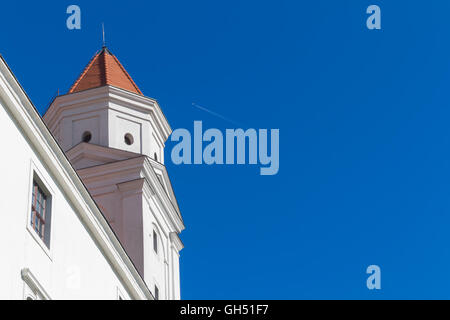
[44,47,185,300]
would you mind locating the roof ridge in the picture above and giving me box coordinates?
[69,50,101,94]
[110,54,143,95]
[101,48,108,86]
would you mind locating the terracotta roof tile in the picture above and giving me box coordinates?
[69,47,143,95]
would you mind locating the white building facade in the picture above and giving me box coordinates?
[0,48,184,300]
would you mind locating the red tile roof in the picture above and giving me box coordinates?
[69,47,143,95]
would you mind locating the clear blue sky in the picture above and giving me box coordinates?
[2,0,450,299]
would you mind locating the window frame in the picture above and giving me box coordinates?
[30,181,48,243]
[26,162,54,260]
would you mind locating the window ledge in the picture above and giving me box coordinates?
[26,225,53,261]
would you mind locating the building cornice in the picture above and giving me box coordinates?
[170,232,184,252]
[66,142,143,169]
[107,86,172,140]
[44,85,172,144]
[21,268,52,300]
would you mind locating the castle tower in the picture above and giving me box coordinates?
[43,47,185,300]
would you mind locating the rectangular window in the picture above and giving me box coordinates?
[155,285,159,300]
[30,179,52,248]
[153,230,158,254]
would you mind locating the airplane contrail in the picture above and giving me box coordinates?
[191,103,242,127]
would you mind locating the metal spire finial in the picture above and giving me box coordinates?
[102,23,106,48]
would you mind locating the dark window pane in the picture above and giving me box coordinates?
[30,178,52,248]
[153,230,158,254]
[155,285,159,300]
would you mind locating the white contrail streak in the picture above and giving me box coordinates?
[192,103,242,127]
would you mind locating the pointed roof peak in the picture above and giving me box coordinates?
[69,47,143,96]
[100,45,111,54]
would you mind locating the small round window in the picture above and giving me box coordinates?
[82,131,92,143]
[124,133,134,146]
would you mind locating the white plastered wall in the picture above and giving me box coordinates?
[0,99,132,300]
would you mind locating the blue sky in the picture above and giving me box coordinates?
[3,0,450,299]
